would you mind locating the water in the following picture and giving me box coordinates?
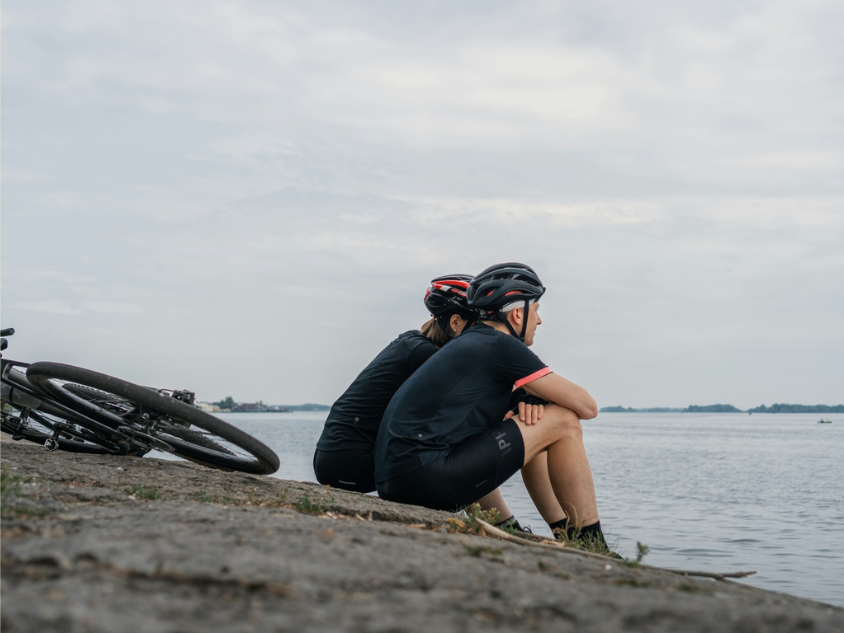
[203,412,844,607]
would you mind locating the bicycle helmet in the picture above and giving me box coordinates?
[467,262,545,342]
[424,274,477,340]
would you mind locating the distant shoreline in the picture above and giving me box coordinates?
[199,400,330,414]
[601,404,844,414]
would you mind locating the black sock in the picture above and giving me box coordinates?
[495,515,524,532]
[577,521,607,546]
[549,518,569,539]
[551,519,607,545]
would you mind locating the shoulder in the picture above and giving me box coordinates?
[398,329,438,360]
[398,329,435,349]
[490,330,546,363]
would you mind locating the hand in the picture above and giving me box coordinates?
[504,401,544,425]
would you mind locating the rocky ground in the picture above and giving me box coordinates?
[2,437,842,633]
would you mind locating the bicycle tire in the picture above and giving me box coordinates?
[26,362,280,475]
[1,402,115,454]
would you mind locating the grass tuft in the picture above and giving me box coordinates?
[193,491,238,505]
[126,485,162,500]
[623,541,651,567]
[294,493,334,515]
[1,468,52,518]
[453,504,502,535]
[1,469,28,496]
[552,525,625,559]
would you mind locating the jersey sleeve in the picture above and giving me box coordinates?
[489,336,551,388]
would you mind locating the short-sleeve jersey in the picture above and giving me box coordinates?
[316,331,438,452]
[374,325,551,482]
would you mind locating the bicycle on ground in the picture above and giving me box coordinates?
[1,327,279,475]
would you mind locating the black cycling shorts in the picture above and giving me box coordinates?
[376,418,525,511]
[313,447,376,493]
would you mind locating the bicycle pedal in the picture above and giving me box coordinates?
[44,438,59,452]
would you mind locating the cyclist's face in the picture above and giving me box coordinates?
[523,302,541,346]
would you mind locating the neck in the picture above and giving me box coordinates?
[483,320,517,337]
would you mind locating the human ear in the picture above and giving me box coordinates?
[450,313,462,334]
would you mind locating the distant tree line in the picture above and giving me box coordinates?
[601,404,740,413]
[685,404,742,413]
[601,403,843,414]
[276,404,331,412]
[600,406,683,413]
[746,403,844,414]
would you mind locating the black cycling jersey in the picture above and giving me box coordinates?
[374,324,550,483]
[315,330,438,453]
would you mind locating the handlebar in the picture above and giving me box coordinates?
[0,328,15,337]
[0,339,7,352]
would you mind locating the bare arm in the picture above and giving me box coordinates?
[522,373,598,420]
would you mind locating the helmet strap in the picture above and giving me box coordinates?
[494,300,531,342]
[494,309,522,341]
[436,314,455,341]
[519,299,530,341]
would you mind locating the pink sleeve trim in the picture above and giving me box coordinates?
[514,367,552,389]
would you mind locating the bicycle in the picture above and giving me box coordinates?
[1,328,280,475]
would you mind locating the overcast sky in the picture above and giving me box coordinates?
[2,1,842,409]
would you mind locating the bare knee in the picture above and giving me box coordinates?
[546,405,583,441]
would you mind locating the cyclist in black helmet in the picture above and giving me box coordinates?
[314,274,540,530]
[375,262,616,553]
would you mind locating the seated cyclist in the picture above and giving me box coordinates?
[375,263,615,551]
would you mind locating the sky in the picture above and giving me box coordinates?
[2,1,842,409]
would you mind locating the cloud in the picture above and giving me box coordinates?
[2,1,843,407]
[13,300,83,316]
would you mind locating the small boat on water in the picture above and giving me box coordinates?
[817,418,833,424]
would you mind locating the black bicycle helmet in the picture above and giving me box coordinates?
[467,262,545,342]
[424,274,477,340]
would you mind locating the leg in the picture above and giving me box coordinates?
[476,488,512,522]
[313,448,377,493]
[521,452,566,524]
[518,404,599,527]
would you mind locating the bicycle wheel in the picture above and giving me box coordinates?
[26,362,280,475]
[1,401,116,454]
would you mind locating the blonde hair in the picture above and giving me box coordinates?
[420,317,449,348]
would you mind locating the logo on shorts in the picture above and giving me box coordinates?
[495,431,511,456]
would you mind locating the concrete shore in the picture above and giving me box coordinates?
[2,438,842,632]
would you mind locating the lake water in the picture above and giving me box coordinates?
[195,412,844,607]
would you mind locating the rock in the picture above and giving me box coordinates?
[2,439,843,632]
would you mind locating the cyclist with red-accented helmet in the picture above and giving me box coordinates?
[313,275,476,492]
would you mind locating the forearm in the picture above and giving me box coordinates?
[523,373,598,419]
